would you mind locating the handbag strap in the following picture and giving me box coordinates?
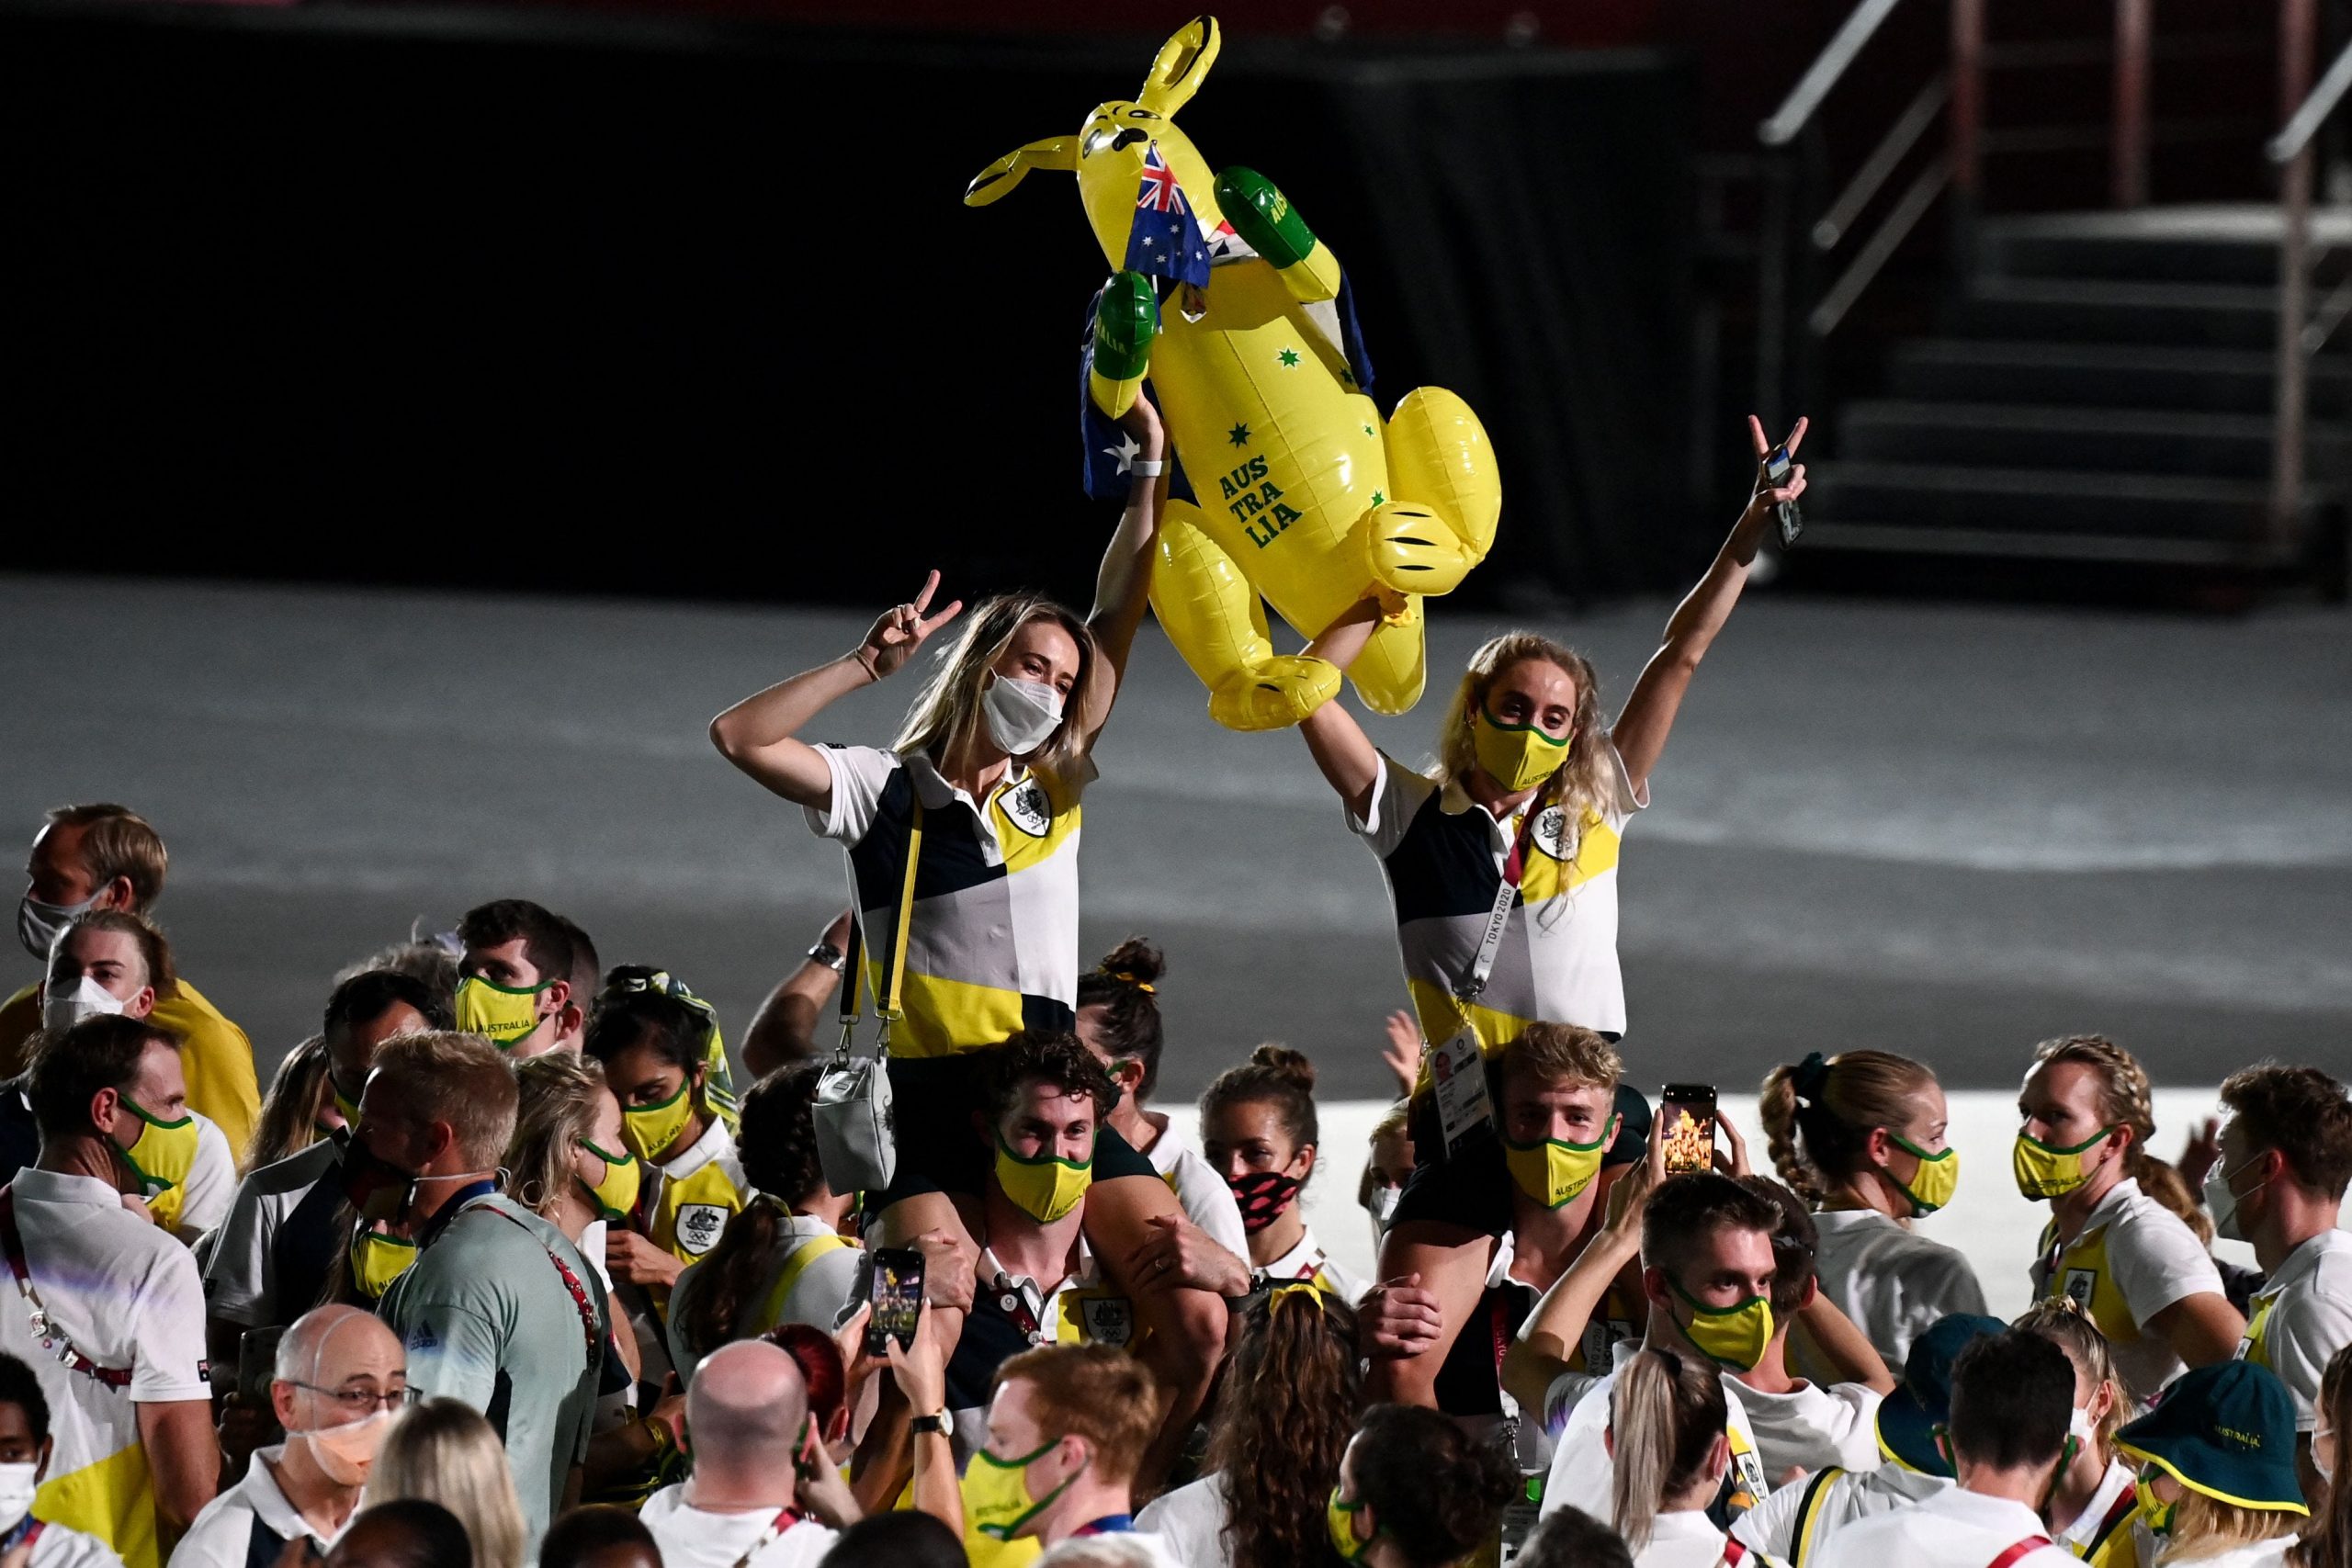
[875,799,923,1048]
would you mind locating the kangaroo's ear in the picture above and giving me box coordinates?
[1137,16,1220,117]
[964,137,1077,207]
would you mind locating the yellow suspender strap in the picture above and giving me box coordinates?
[879,801,922,1035]
[1792,1466,1845,1567]
[753,1232,857,1335]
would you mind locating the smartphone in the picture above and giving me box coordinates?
[1763,445,1804,549]
[1659,1084,1718,1176]
[236,1326,286,1410]
[862,1247,925,1357]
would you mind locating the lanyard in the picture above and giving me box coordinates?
[0,1186,132,1391]
[1455,801,1545,1009]
[726,1506,803,1568]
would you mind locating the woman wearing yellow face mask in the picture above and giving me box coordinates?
[1326,1404,1518,1567]
[582,969,748,1321]
[1293,417,1808,1411]
[1758,1048,1985,1374]
[2017,1036,2245,1404]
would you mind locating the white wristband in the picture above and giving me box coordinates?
[1130,458,1165,478]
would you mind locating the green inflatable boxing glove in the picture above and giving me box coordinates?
[1215,167,1318,271]
[1092,269,1159,384]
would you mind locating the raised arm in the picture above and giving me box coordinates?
[707,573,965,810]
[1078,394,1171,737]
[1501,1136,1661,1417]
[741,911,853,1077]
[1296,598,1385,820]
[1610,416,1808,796]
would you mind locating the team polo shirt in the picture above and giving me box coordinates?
[642,1117,750,1279]
[944,1239,1139,1463]
[2235,1227,2352,1432]
[1256,1228,1368,1303]
[1736,1373,1883,1478]
[1811,1485,2075,1568]
[202,1140,343,1334]
[379,1191,605,1549]
[1136,1116,1249,1261]
[0,981,261,1165]
[1811,1210,1988,1374]
[807,747,1089,1056]
[668,1211,862,1382]
[1733,1462,1951,1567]
[2,1519,122,1568]
[1349,745,1645,1054]
[1541,1345,1772,1527]
[3,1168,209,1568]
[2030,1178,2222,1402]
[639,1485,838,1568]
[2048,1460,2142,1568]
[173,1443,345,1568]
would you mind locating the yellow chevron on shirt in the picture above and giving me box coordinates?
[2041,1221,2143,1346]
[1515,809,1620,904]
[649,1159,750,1314]
[989,773,1082,874]
[1403,978,1531,1070]
[862,967,1032,1058]
[37,1438,159,1568]
[2239,1292,2279,1370]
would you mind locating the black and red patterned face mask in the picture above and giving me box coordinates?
[1227,1169,1303,1233]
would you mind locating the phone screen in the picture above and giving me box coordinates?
[1659,1085,1718,1175]
[865,1247,925,1356]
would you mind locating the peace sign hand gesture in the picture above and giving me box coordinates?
[855,571,965,682]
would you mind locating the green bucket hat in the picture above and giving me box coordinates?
[2116,1361,2309,1516]
[1874,1313,2007,1476]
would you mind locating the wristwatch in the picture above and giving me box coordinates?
[807,942,847,974]
[910,1413,951,1438]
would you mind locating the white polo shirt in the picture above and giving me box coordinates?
[1810,1210,1987,1373]
[201,1140,340,1329]
[2236,1227,2352,1432]
[1351,745,1645,1052]
[1542,1347,1772,1525]
[1136,1114,1249,1261]
[2029,1179,2223,1402]
[1735,1374,1884,1478]
[1134,1472,1231,1568]
[1812,1486,2074,1568]
[172,1443,346,1568]
[669,1212,863,1382]
[1732,1462,1951,1567]
[1634,1510,1734,1568]
[638,1483,838,1568]
[4,1168,209,1568]
[808,746,1090,1057]
[1257,1229,1368,1304]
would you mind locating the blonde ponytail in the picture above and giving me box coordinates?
[1609,1348,1724,1554]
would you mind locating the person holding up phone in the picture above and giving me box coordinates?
[1295,415,1809,1410]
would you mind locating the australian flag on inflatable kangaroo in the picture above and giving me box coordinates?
[966,16,1502,731]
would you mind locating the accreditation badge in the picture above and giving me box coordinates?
[1430,1027,1494,1156]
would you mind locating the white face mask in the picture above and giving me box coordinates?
[17,893,100,963]
[2069,1404,2098,1449]
[43,974,130,1032]
[0,1461,39,1534]
[1366,1184,1401,1235]
[2317,1427,2335,1483]
[2203,1156,2266,1245]
[981,673,1066,756]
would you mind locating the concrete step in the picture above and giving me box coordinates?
[1884,340,2352,417]
[1951,278,2281,350]
[1974,206,2352,287]
[1838,400,2350,479]
[1806,460,2289,543]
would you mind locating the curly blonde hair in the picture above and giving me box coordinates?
[1432,633,1614,826]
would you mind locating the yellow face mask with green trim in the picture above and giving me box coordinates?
[994,1134,1093,1224]
[1502,1113,1616,1209]
[1668,1275,1775,1371]
[2013,1127,2113,1201]
[1889,1134,1960,1215]
[113,1095,201,1220]
[1472,707,1572,793]
[578,1138,641,1221]
[621,1080,698,1164]
[1326,1488,1374,1562]
[349,1226,419,1300]
[966,1438,1081,1541]
[453,975,554,1051]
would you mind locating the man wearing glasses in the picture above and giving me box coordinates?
[176,1305,408,1568]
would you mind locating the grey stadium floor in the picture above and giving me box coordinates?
[3,573,2346,1100]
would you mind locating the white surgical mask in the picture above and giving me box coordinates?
[2317,1427,2335,1483]
[0,1460,38,1534]
[17,893,99,963]
[1366,1184,1401,1235]
[2069,1404,2098,1449]
[2203,1156,2266,1245]
[43,974,129,1032]
[981,673,1065,755]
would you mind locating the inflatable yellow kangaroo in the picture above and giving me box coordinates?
[966,16,1501,730]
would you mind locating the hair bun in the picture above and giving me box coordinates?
[1096,938,1166,988]
[1250,1043,1316,1091]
